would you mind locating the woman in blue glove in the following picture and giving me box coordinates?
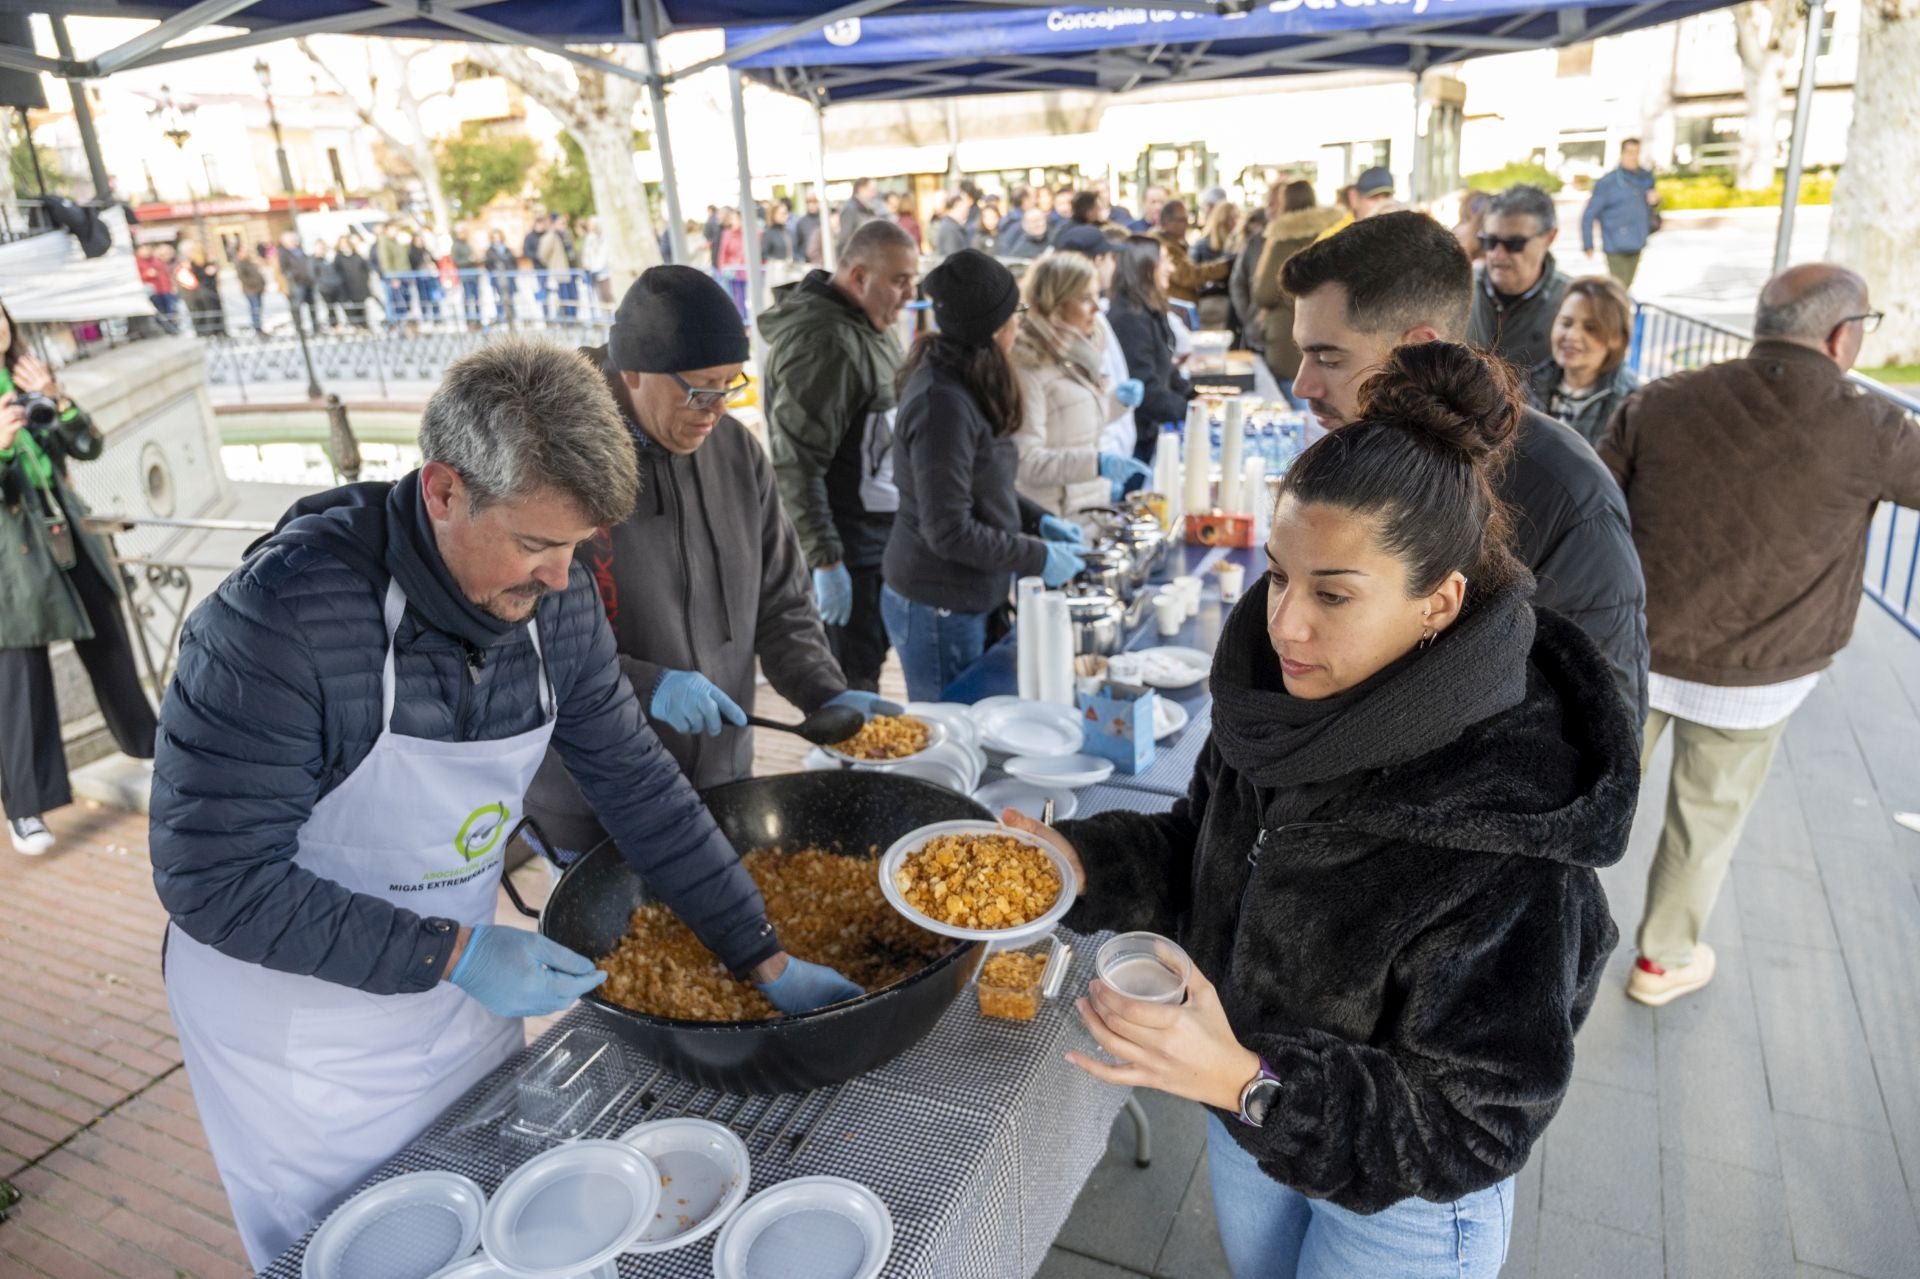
[1010,251,1151,519]
[882,249,1086,701]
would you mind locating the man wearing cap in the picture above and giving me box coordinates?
[1314,166,1396,243]
[523,267,898,848]
[1056,224,1145,458]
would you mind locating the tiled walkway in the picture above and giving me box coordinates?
[3,608,1917,1278]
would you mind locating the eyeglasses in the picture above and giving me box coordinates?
[669,371,751,412]
[1477,232,1540,255]
[1838,311,1884,334]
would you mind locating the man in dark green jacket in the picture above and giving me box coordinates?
[757,219,920,691]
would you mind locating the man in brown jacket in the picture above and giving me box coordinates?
[1599,264,1920,1007]
[1153,199,1230,305]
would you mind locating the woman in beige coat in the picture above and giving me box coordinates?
[1011,253,1149,517]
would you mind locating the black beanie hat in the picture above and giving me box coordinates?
[923,248,1020,348]
[607,265,749,372]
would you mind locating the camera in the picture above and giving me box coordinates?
[15,391,59,433]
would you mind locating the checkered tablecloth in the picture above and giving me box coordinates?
[262,929,1128,1279]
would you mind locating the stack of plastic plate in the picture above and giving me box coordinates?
[1003,753,1114,789]
[972,700,1085,759]
[477,1140,661,1279]
[710,1176,893,1279]
[303,1171,487,1279]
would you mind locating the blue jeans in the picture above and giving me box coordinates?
[1206,1114,1512,1279]
[244,293,264,333]
[879,583,989,702]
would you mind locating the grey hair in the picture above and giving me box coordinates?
[841,217,916,265]
[1488,184,1557,233]
[1753,264,1868,342]
[418,336,638,528]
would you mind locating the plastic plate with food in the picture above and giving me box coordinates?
[878,819,1077,944]
[820,713,948,766]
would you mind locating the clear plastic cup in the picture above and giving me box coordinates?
[1095,932,1192,1004]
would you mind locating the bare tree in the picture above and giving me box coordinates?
[462,43,660,294]
[1731,0,1801,191]
[1827,0,1919,366]
[298,36,453,233]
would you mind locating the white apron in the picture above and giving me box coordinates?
[165,580,556,1269]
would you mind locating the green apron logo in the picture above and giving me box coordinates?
[456,802,510,863]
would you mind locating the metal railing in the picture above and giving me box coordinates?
[1629,302,1920,642]
[81,513,275,695]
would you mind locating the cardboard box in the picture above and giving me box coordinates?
[1077,684,1157,774]
[1184,509,1255,547]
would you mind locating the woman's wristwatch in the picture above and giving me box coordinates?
[1235,1057,1281,1128]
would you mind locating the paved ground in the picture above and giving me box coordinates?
[3,601,1916,1278]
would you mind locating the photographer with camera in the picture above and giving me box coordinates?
[0,300,157,855]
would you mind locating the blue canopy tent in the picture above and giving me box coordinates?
[1,0,1823,315]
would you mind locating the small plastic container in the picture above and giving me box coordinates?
[1095,932,1192,1004]
[499,1026,637,1162]
[976,935,1072,1021]
[1189,330,1232,377]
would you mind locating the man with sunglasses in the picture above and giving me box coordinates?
[1466,185,1571,370]
[1597,263,1920,1009]
[525,267,897,848]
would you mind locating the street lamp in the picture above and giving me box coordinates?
[254,58,295,196]
[148,84,206,250]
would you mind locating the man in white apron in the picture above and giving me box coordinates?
[150,337,862,1270]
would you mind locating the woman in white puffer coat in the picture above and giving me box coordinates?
[1011,252,1149,518]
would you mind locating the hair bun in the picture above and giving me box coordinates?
[1356,341,1521,467]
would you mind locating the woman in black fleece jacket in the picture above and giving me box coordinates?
[1008,343,1637,1278]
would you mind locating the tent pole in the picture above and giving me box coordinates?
[816,104,838,273]
[50,15,111,203]
[1771,0,1824,275]
[728,67,768,354]
[640,0,688,265]
[1407,56,1428,205]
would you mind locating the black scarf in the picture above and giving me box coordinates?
[1209,571,1537,790]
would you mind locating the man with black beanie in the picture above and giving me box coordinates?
[524,266,899,840]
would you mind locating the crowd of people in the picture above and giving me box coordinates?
[134,213,617,339]
[5,141,1916,1279]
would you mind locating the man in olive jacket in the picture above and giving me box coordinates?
[757,219,921,691]
[1598,264,1920,1008]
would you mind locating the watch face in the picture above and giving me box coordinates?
[1244,1078,1280,1128]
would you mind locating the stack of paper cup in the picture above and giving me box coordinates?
[1242,455,1268,540]
[1218,398,1244,514]
[1015,576,1046,701]
[1182,400,1211,522]
[1035,590,1076,706]
[1152,428,1183,526]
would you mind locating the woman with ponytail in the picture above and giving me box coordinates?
[1008,342,1638,1277]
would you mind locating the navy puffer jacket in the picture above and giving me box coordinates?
[150,474,780,996]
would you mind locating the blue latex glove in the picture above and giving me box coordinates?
[650,669,748,737]
[812,563,853,627]
[448,925,607,1018]
[1114,378,1145,408]
[1098,452,1152,501]
[757,954,865,1014]
[824,690,905,719]
[1040,541,1086,587]
[1039,514,1085,545]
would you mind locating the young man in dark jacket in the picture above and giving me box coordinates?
[1598,264,1920,1007]
[149,338,859,1267]
[1467,184,1571,369]
[1284,211,1649,727]
[757,219,921,691]
[523,267,896,846]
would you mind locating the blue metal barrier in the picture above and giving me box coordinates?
[1631,302,1920,643]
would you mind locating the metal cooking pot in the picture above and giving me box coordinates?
[1065,587,1126,656]
[519,772,990,1095]
[1074,541,1133,602]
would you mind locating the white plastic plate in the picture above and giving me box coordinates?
[1003,753,1115,789]
[878,819,1077,944]
[818,716,948,768]
[430,1260,615,1279]
[975,701,1086,757]
[903,701,980,750]
[964,694,1023,725]
[1154,697,1191,740]
[478,1139,660,1279]
[711,1176,893,1279]
[972,777,1079,823]
[303,1170,485,1279]
[1133,647,1212,689]
[617,1117,751,1253]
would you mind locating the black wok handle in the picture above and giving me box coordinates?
[502,816,556,919]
